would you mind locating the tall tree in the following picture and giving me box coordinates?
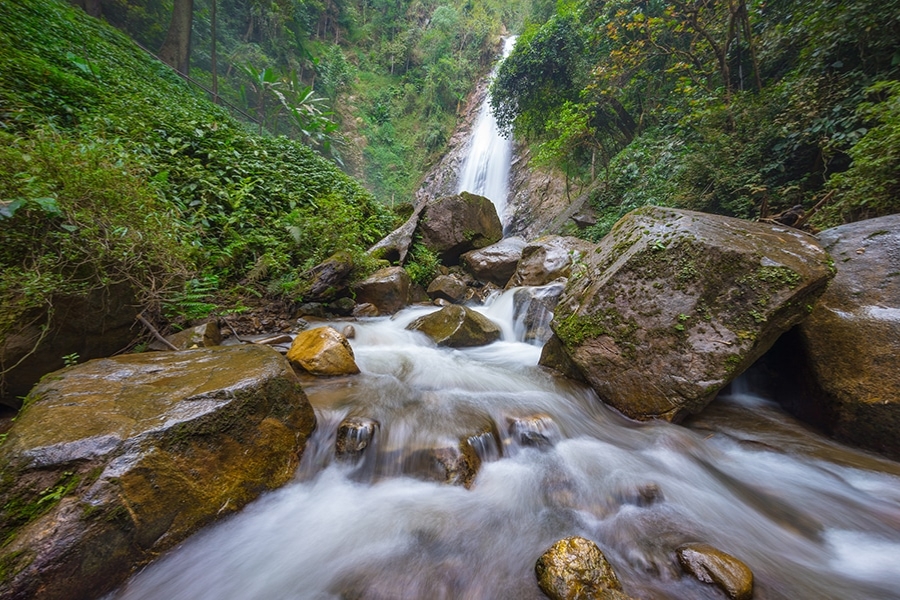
[159,0,194,75]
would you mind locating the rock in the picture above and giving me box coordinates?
[401,428,496,488]
[341,324,356,339]
[539,335,587,382]
[543,207,833,422]
[1,283,139,409]
[406,305,501,347]
[0,345,315,600]
[792,214,900,459]
[297,302,328,319]
[426,274,468,304]
[460,236,527,286]
[513,282,565,344]
[287,326,360,376]
[330,296,357,316]
[408,283,430,304]
[676,543,754,600]
[151,321,222,351]
[335,417,379,462]
[353,303,380,318]
[507,414,561,449]
[417,192,502,265]
[506,235,595,288]
[301,251,355,301]
[368,203,427,264]
[535,536,631,600]
[351,267,411,315]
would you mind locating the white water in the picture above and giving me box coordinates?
[112,289,900,600]
[457,36,516,226]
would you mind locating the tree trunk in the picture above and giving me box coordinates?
[159,0,193,75]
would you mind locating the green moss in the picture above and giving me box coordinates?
[1,470,81,547]
[0,548,31,585]
[555,308,639,358]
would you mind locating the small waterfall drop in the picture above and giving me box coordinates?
[457,36,517,226]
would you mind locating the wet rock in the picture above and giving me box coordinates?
[406,305,501,347]
[539,335,586,382]
[335,417,379,462]
[287,326,360,376]
[0,345,315,600]
[507,414,560,449]
[535,536,631,600]
[301,251,355,301]
[404,431,494,488]
[297,302,328,319]
[330,296,357,317]
[353,303,380,318]
[543,207,834,422]
[417,192,503,265]
[1,283,139,409]
[341,324,356,339]
[351,266,411,315]
[513,282,565,344]
[676,543,754,600]
[461,236,526,287]
[794,215,900,459]
[368,203,427,264]
[409,283,431,304]
[506,235,595,288]
[433,298,451,307]
[151,321,222,351]
[426,274,468,303]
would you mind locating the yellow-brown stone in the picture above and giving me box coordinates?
[287,326,360,376]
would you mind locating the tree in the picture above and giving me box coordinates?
[159,0,194,75]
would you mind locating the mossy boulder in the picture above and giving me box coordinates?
[406,305,501,347]
[0,345,315,600]
[286,326,360,376]
[793,214,900,459]
[542,207,833,422]
[535,536,633,600]
[417,192,502,265]
[677,543,754,600]
[351,266,411,315]
[301,251,356,301]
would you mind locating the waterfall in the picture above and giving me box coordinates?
[457,36,517,227]
[113,288,900,600]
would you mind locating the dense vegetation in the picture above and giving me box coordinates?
[0,0,397,350]
[492,0,900,237]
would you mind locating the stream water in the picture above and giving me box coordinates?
[112,290,900,600]
[457,36,516,226]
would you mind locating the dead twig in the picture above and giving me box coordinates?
[794,189,835,229]
[136,313,178,351]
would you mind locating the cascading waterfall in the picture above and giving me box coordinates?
[112,288,900,600]
[457,36,517,226]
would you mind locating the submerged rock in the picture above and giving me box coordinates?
[543,207,833,422]
[506,235,595,288]
[676,543,754,600]
[535,536,632,600]
[335,417,379,462]
[507,414,561,449]
[513,282,565,344]
[351,266,411,315]
[461,236,526,287]
[406,305,501,347]
[287,326,360,376]
[794,215,900,459]
[0,345,315,600]
[417,192,502,264]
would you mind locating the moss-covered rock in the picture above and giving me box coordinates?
[535,536,633,600]
[287,326,360,376]
[406,305,501,347]
[542,206,833,422]
[0,345,315,600]
[677,543,754,600]
[794,214,900,459]
[417,192,502,265]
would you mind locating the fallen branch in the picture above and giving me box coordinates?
[136,313,178,351]
[221,317,245,343]
[794,189,835,229]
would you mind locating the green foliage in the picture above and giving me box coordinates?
[404,242,440,286]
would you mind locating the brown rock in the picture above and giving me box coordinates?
[302,251,355,301]
[335,417,379,462]
[543,207,833,422]
[426,274,468,304]
[507,235,595,288]
[417,192,502,265]
[513,282,565,344]
[0,345,315,600]
[795,215,900,459]
[287,326,360,376]
[152,321,222,351]
[351,266,411,315]
[677,543,754,600]
[535,536,632,600]
[353,303,380,318]
[406,305,501,347]
[461,236,526,287]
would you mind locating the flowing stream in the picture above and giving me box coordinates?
[457,36,516,226]
[113,290,900,600]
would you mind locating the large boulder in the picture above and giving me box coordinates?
[407,305,501,347]
[460,236,526,287]
[417,192,502,264]
[506,235,595,288]
[1,283,139,409]
[287,326,360,376]
[535,536,633,600]
[0,345,315,600]
[542,207,833,422]
[426,274,469,304]
[351,266,411,315]
[301,251,356,301]
[793,215,900,458]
